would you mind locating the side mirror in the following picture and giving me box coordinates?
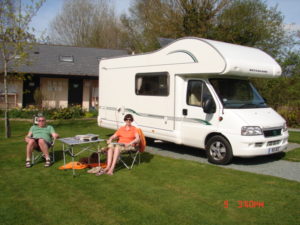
[263,97,267,104]
[203,98,216,114]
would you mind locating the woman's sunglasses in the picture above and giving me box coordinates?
[125,118,133,121]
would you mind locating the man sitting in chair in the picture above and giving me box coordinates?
[96,114,139,176]
[25,116,59,168]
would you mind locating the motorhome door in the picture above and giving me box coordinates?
[181,79,215,147]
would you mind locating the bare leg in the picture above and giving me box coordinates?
[104,147,114,172]
[26,139,37,161]
[106,147,121,175]
[38,139,50,160]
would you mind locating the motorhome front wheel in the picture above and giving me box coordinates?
[206,135,233,165]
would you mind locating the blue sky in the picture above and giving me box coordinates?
[27,0,300,37]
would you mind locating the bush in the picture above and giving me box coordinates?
[50,106,84,120]
[84,108,98,118]
[277,105,300,128]
[1,105,88,120]
[8,106,39,118]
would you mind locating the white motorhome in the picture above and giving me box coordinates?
[98,37,289,164]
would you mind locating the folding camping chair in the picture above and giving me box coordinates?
[31,139,56,165]
[30,115,56,165]
[118,128,146,169]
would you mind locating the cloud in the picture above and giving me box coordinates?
[284,23,300,32]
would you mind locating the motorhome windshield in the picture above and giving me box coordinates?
[209,78,267,109]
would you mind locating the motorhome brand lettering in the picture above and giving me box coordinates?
[249,69,268,73]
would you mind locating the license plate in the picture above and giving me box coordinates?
[268,147,280,154]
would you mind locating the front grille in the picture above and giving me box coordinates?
[263,129,281,137]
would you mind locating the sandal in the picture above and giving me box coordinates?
[87,166,101,174]
[95,168,106,176]
[44,159,52,167]
[25,160,32,168]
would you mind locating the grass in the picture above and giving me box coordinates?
[283,132,300,162]
[289,131,300,144]
[0,119,300,225]
[283,148,300,162]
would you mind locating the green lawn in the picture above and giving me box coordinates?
[283,131,300,162]
[289,131,300,144]
[0,119,299,225]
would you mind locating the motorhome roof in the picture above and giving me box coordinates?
[100,37,281,78]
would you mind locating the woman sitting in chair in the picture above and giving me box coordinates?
[97,114,139,176]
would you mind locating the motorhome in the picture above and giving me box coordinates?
[98,37,289,164]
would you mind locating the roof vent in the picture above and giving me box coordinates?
[59,55,74,62]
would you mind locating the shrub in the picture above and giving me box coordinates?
[9,106,39,118]
[0,105,87,120]
[277,105,300,128]
[50,105,85,120]
[84,108,98,118]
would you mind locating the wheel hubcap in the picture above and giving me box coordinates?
[210,141,226,161]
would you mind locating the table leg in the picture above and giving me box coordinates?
[63,144,66,167]
[97,143,101,167]
[71,147,75,177]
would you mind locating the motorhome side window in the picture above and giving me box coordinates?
[187,80,211,107]
[135,72,169,96]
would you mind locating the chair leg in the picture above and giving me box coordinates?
[31,146,55,165]
[50,146,55,163]
[31,153,34,165]
[119,156,130,169]
[118,151,141,170]
[130,152,140,169]
[32,151,42,165]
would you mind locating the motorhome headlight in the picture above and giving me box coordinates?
[241,126,263,136]
[283,123,288,132]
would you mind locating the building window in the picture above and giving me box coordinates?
[59,55,74,62]
[135,72,169,96]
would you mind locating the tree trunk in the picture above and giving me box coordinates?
[3,59,11,138]
[4,110,11,138]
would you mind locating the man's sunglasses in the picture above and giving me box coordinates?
[38,120,45,122]
[124,118,133,121]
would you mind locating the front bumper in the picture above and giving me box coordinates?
[228,132,289,157]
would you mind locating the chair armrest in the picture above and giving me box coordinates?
[51,138,57,146]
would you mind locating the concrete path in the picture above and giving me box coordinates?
[145,142,300,182]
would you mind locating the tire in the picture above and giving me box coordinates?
[206,135,233,165]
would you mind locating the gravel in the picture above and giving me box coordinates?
[145,141,300,182]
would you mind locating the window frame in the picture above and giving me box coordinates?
[186,80,205,107]
[135,72,170,96]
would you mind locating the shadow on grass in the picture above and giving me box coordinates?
[53,150,64,162]
[115,152,154,172]
[52,149,154,169]
[146,138,286,166]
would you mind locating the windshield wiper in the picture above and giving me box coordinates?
[239,103,259,108]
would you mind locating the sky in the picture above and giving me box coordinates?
[26,0,300,38]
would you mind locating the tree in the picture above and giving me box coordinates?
[50,0,123,49]
[121,0,288,55]
[251,51,300,126]
[0,0,44,138]
[121,0,185,52]
[214,0,287,57]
